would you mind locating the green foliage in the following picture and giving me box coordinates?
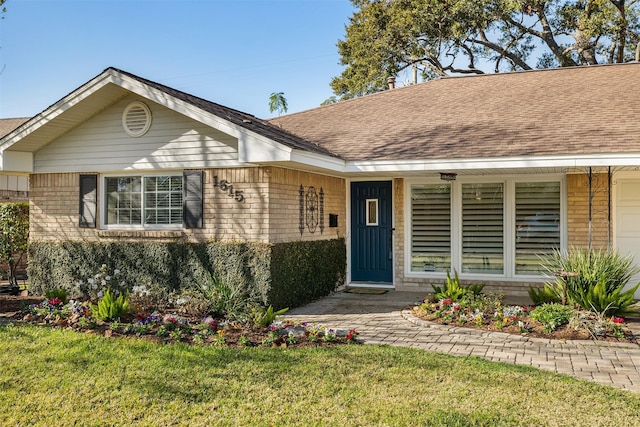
[571,277,639,317]
[0,202,28,286]
[28,239,345,311]
[542,247,640,315]
[198,273,258,324]
[254,305,289,328]
[333,0,640,99]
[268,91,288,115]
[45,288,68,303]
[529,303,574,332]
[431,270,484,301]
[269,239,346,310]
[528,283,562,305]
[90,288,130,322]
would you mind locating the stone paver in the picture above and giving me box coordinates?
[286,290,640,393]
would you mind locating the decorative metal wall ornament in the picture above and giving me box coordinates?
[582,166,613,250]
[299,185,305,235]
[319,187,325,234]
[305,186,319,233]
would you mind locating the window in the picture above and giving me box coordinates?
[410,183,451,272]
[461,183,504,274]
[105,175,182,227]
[515,182,561,275]
[408,177,562,278]
[366,199,379,226]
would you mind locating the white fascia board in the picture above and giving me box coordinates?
[0,71,117,152]
[1,151,33,173]
[288,150,346,172]
[345,153,640,173]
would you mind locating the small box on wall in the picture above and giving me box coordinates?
[329,214,338,228]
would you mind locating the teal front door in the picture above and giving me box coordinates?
[351,181,393,283]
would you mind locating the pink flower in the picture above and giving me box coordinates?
[442,299,453,306]
[48,298,63,306]
[611,316,625,324]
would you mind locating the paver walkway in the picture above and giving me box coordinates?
[286,290,640,394]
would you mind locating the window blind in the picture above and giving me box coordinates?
[410,184,451,272]
[461,183,504,274]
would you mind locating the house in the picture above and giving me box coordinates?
[1,64,639,303]
[0,118,30,202]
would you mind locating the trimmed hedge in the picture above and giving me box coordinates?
[27,239,346,310]
[269,239,346,310]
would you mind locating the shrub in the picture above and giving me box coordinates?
[254,305,289,328]
[572,277,639,316]
[529,303,574,332]
[28,239,345,311]
[198,273,258,324]
[90,288,130,322]
[541,247,640,315]
[528,283,561,305]
[0,202,28,287]
[431,270,485,301]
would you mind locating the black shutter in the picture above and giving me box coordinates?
[183,170,203,228]
[79,174,98,228]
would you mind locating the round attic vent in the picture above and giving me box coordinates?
[122,101,152,137]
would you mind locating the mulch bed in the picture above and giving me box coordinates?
[0,295,44,319]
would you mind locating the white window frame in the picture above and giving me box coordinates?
[405,174,566,282]
[100,172,184,230]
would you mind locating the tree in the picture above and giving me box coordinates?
[332,0,640,99]
[268,92,288,116]
[0,202,29,288]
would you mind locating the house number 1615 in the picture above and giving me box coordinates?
[213,175,245,202]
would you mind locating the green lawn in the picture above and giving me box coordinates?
[1,324,639,427]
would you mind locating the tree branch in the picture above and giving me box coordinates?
[468,31,532,70]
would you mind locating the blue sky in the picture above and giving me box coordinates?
[0,0,355,119]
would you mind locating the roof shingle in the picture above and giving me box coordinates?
[269,63,640,161]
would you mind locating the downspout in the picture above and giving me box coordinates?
[608,166,612,249]
[588,167,593,251]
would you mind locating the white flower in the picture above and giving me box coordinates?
[105,276,111,281]
[87,278,95,285]
[101,264,107,269]
[113,269,121,275]
[97,290,104,298]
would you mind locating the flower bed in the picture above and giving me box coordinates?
[413,294,638,343]
[18,297,360,348]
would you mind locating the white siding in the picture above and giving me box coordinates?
[34,94,241,173]
[615,175,640,298]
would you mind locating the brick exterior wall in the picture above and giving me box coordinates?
[28,167,346,245]
[0,189,29,202]
[30,173,95,242]
[268,167,346,243]
[566,172,611,250]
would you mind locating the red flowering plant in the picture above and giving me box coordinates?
[346,329,360,343]
[611,316,625,324]
[48,297,63,307]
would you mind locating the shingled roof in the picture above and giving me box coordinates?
[0,118,29,138]
[270,63,640,162]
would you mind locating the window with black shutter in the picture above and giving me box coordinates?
[183,170,204,229]
[79,174,98,228]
